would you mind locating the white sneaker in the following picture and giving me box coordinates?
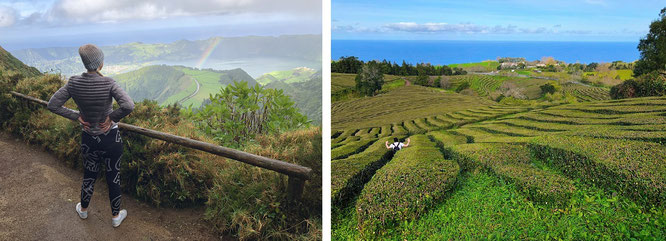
[75,202,88,219]
[112,209,127,228]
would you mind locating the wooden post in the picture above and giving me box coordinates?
[287,176,306,202]
[9,91,313,195]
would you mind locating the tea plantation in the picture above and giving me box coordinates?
[331,78,666,239]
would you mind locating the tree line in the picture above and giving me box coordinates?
[611,7,666,99]
[332,56,467,76]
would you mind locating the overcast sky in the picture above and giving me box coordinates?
[0,0,321,50]
[333,0,664,42]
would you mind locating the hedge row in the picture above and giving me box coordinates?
[425,116,452,128]
[332,129,354,144]
[331,138,377,160]
[403,120,425,134]
[391,123,408,136]
[451,143,576,206]
[331,136,403,208]
[530,135,666,207]
[354,128,371,136]
[355,135,459,235]
[378,125,392,138]
[413,118,439,131]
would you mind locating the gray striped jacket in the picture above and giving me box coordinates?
[47,72,134,136]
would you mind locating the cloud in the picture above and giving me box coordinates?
[0,6,17,27]
[333,24,379,33]
[1,0,320,26]
[382,22,559,34]
[384,22,488,33]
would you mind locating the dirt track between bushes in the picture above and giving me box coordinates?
[0,132,226,241]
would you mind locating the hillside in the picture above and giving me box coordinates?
[10,35,322,77]
[265,70,322,124]
[331,71,666,239]
[256,67,318,85]
[113,65,321,123]
[113,65,256,107]
[332,85,494,130]
[0,46,41,77]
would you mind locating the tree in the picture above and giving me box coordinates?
[433,76,442,88]
[634,8,666,77]
[331,56,363,74]
[355,61,384,96]
[540,82,560,96]
[414,71,429,86]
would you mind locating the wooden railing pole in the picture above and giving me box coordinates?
[9,91,313,183]
[287,177,306,201]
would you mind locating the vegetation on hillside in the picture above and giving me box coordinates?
[1,58,321,240]
[113,65,322,124]
[332,89,666,239]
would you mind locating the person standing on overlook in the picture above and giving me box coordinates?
[47,44,134,228]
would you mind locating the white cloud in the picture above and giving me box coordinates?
[384,22,487,33]
[0,6,17,27]
[2,0,320,25]
[383,22,553,34]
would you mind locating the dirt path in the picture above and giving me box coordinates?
[0,132,225,240]
[403,77,411,86]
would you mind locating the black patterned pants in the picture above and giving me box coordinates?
[80,128,123,216]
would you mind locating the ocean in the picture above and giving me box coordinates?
[332,40,640,65]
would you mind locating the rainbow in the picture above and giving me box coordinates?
[195,37,221,69]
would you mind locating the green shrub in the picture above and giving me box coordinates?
[355,135,459,235]
[206,127,322,240]
[451,143,576,205]
[331,138,377,160]
[456,81,471,92]
[331,136,401,209]
[413,118,438,131]
[332,129,354,144]
[378,125,392,137]
[530,135,666,206]
[403,120,425,134]
[391,124,408,135]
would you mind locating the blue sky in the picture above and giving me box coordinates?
[333,0,664,41]
[0,0,321,50]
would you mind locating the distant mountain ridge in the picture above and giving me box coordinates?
[11,35,322,76]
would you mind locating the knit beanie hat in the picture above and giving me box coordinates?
[79,44,104,71]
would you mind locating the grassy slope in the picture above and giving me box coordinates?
[176,67,227,108]
[332,85,493,130]
[0,46,41,77]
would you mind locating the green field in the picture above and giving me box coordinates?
[449,61,501,72]
[175,67,227,107]
[331,72,666,239]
